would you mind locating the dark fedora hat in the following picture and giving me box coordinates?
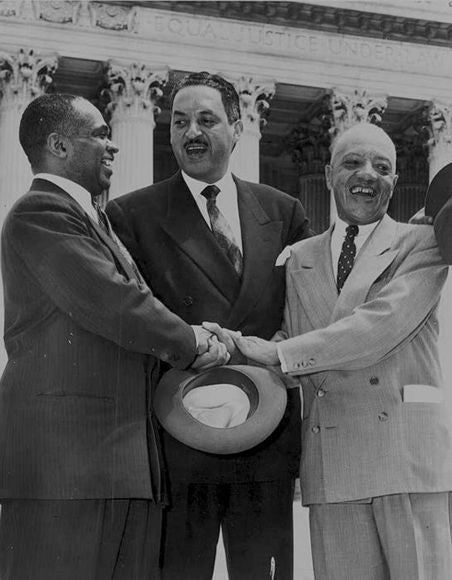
[153,365,288,455]
[425,162,452,219]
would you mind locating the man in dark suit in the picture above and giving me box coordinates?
[107,72,310,579]
[0,93,227,579]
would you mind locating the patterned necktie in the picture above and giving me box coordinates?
[337,224,359,292]
[93,200,144,284]
[201,185,243,277]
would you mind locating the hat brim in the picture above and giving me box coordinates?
[154,365,288,455]
[425,162,452,219]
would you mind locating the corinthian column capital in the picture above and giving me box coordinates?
[0,48,57,107]
[233,76,275,128]
[105,61,168,120]
[329,87,387,137]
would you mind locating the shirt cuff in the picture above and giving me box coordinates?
[276,342,288,373]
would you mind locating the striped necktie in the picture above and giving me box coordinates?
[93,201,144,284]
[201,185,243,277]
[337,224,359,292]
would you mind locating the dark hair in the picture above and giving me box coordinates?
[19,93,86,168]
[171,72,241,124]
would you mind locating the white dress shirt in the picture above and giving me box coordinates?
[182,170,243,252]
[34,172,99,225]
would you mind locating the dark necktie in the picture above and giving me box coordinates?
[201,185,243,277]
[337,224,359,292]
[93,201,144,284]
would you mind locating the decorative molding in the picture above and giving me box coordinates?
[0,48,57,106]
[232,76,275,128]
[133,2,452,48]
[103,61,168,119]
[427,101,452,148]
[329,88,387,138]
[0,0,140,31]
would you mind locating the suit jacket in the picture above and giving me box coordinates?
[0,179,196,500]
[434,196,452,264]
[276,215,452,504]
[107,171,310,483]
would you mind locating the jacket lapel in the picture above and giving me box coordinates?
[331,215,399,323]
[228,178,285,328]
[160,172,240,302]
[30,179,139,282]
[290,227,337,330]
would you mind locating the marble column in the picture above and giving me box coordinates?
[0,48,57,374]
[426,101,452,423]
[0,48,57,214]
[105,62,168,198]
[328,88,388,222]
[427,101,452,181]
[230,76,275,183]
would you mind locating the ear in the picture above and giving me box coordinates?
[232,119,243,144]
[324,164,333,191]
[47,132,69,159]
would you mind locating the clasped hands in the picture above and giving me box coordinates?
[191,322,279,371]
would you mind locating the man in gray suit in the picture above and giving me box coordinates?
[224,123,452,579]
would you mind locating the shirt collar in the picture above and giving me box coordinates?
[34,173,97,222]
[333,216,380,239]
[181,170,234,198]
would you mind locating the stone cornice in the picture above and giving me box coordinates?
[130,1,452,47]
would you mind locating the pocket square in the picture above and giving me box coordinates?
[402,384,443,403]
[275,245,292,266]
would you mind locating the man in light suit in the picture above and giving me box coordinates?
[107,72,310,579]
[231,123,452,579]
[0,93,227,579]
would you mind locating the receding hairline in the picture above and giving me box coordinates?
[330,124,397,167]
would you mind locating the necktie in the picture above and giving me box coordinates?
[337,224,359,292]
[92,200,144,284]
[201,185,243,277]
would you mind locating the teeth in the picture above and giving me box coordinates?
[102,159,112,167]
[350,185,375,196]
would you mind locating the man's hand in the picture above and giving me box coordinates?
[191,325,213,355]
[191,336,230,371]
[202,322,241,354]
[409,206,433,225]
[232,335,279,366]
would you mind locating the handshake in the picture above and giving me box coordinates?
[190,322,280,371]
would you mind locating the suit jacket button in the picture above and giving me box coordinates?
[311,426,320,434]
[183,296,194,306]
[317,389,326,398]
[378,412,389,421]
[370,377,379,385]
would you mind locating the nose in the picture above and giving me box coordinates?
[107,138,119,154]
[185,120,202,139]
[358,159,378,180]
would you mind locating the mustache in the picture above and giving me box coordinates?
[184,138,208,148]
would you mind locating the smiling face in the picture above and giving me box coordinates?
[326,124,398,225]
[65,99,118,197]
[170,85,242,183]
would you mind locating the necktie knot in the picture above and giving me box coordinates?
[346,224,359,238]
[201,184,220,201]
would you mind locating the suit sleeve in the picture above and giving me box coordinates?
[286,198,313,243]
[434,197,452,264]
[6,198,196,368]
[278,230,448,375]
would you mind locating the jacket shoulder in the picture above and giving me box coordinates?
[109,174,178,210]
